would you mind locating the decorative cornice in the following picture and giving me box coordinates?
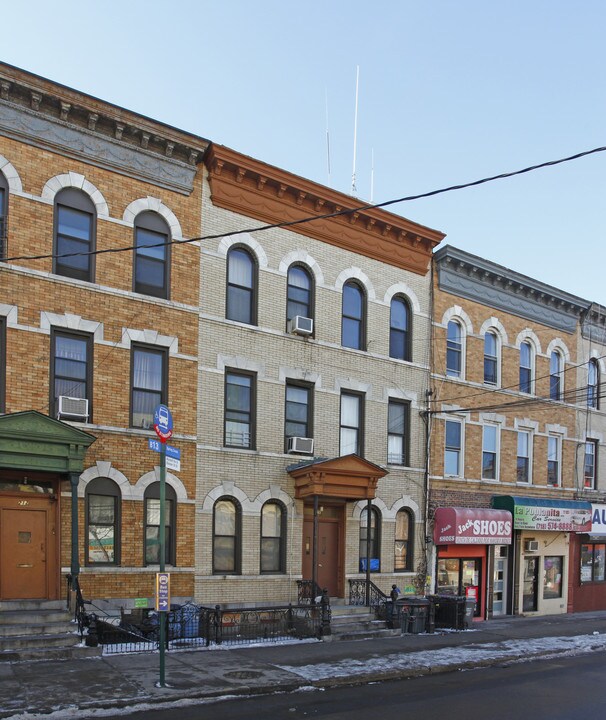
[582,302,606,343]
[205,145,445,275]
[0,62,209,194]
[434,245,589,333]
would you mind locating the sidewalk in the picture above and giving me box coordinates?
[3,611,606,719]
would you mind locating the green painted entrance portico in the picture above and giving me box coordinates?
[0,411,95,600]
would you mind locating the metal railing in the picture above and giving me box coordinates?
[79,600,330,655]
[296,579,325,604]
[348,578,392,621]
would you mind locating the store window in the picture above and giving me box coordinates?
[581,543,606,582]
[85,478,120,565]
[359,506,380,572]
[144,482,176,565]
[543,556,563,599]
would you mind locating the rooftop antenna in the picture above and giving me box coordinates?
[325,88,331,187]
[351,65,359,195]
[370,148,374,203]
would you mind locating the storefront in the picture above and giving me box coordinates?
[492,496,591,616]
[433,507,513,620]
[569,503,606,613]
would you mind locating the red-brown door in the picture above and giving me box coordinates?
[302,517,341,597]
[0,507,48,599]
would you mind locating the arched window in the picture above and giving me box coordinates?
[227,247,257,325]
[342,281,365,350]
[54,188,96,282]
[260,501,286,573]
[588,359,600,409]
[0,171,8,259]
[85,478,121,565]
[359,506,381,572]
[446,320,463,378]
[144,482,177,565]
[519,341,533,394]
[389,296,411,361]
[134,211,170,298]
[286,265,313,326]
[213,497,241,574]
[550,351,563,401]
[394,509,413,572]
[484,331,498,385]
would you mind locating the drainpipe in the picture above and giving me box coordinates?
[312,494,319,599]
[366,498,372,606]
[69,472,80,609]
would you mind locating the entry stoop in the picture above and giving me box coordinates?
[327,602,400,642]
[0,600,101,662]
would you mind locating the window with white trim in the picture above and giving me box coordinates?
[547,434,561,487]
[446,321,463,378]
[484,331,498,386]
[519,341,533,394]
[482,424,498,480]
[517,430,531,483]
[550,351,563,401]
[584,440,598,490]
[444,419,462,476]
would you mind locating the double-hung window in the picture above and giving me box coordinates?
[550,351,563,401]
[389,296,411,361]
[547,435,561,487]
[0,316,5,413]
[517,430,531,483]
[285,382,312,447]
[394,509,413,572]
[227,247,257,325]
[54,188,95,282]
[260,501,286,573]
[387,400,408,465]
[342,281,365,350]
[144,482,176,565]
[340,392,363,456]
[225,371,255,449]
[444,419,462,476]
[134,212,170,299]
[0,171,8,259]
[588,360,600,409]
[86,478,120,565]
[482,424,498,480]
[359,506,380,572]
[484,331,498,385]
[286,265,313,325]
[519,341,533,394]
[213,498,241,574]
[51,330,92,420]
[131,345,167,429]
[584,440,598,489]
[446,321,462,378]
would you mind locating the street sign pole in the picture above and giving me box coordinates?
[159,440,166,687]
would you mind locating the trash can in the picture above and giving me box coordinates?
[430,594,467,630]
[401,597,430,634]
[464,598,476,629]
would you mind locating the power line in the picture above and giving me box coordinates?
[4,143,606,265]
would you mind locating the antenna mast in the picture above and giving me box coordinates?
[351,65,359,195]
[325,88,331,187]
[370,148,374,203]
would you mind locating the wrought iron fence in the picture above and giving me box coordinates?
[296,579,324,604]
[81,601,329,655]
[348,578,391,621]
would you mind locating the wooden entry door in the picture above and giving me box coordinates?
[0,504,52,599]
[302,515,342,597]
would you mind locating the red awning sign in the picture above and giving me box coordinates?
[434,507,512,545]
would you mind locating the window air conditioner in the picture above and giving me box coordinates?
[57,395,89,421]
[524,540,539,553]
[288,316,313,336]
[287,436,314,454]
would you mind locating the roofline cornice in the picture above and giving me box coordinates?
[205,144,445,275]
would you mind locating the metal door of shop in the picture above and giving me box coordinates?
[522,556,539,612]
[492,547,508,616]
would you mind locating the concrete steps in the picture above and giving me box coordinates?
[327,603,399,642]
[0,600,102,662]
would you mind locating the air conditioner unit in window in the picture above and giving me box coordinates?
[524,540,539,553]
[287,436,314,454]
[288,316,313,336]
[57,396,89,421]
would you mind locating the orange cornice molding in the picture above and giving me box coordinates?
[205,145,445,275]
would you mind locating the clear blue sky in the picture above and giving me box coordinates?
[3,1,605,303]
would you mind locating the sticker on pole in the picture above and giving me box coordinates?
[153,405,173,443]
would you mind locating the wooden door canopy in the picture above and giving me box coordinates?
[287,454,387,500]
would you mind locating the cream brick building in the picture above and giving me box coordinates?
[195,145,444,605]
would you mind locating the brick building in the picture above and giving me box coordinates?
[0,63,208,607]
[429,245,594,618]
[195,144,444,605]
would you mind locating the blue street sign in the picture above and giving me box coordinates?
[153,404,173,442]
[148,438,180,460]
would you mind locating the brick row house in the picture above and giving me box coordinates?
[0,63,207,608]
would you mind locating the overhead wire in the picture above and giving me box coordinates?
[3,144,606,265]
